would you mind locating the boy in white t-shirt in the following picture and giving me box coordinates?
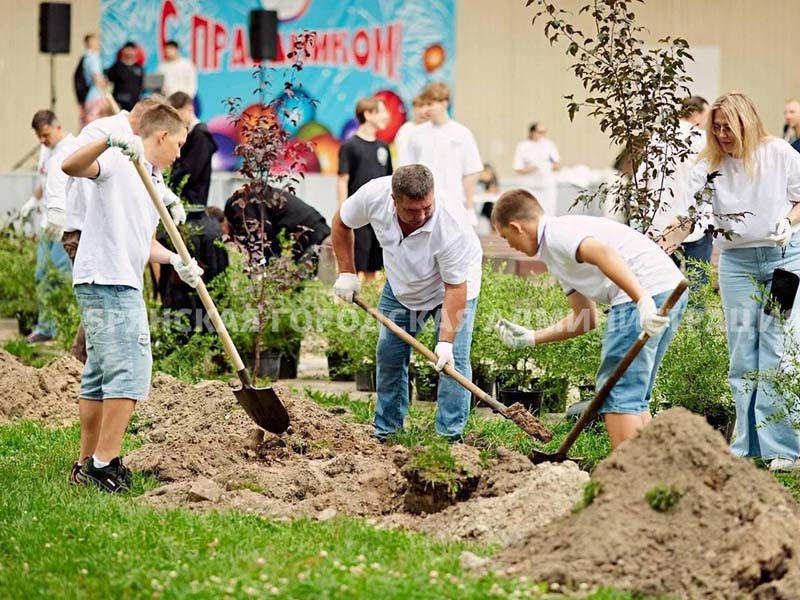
[402,82,483,225]
[62,104,202,492]
[491,189,687,449]
[512,122,561,215]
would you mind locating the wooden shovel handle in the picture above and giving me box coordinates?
[556,279,689,455]
[352,295,508,413]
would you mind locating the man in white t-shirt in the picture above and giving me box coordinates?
[24,111,75,344]
[512,122,561,215]
[402,82,483,226]
[394,94,427,166]
[492,189,686,450]
[61,104,202,493]
[156,40,198,98]
[331,165,483,442]
[647,96,711,285]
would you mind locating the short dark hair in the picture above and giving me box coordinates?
[31,110,58,132]
[83,33,96,46]
[529,123,539,135]
[122,41,137,50]
[391,165,434,200]
[168,91,193,110]
[165,40,179,50]
[491,189,544,228]
[681,96,708,118]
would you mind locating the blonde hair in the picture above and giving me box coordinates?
[700,92,769,176]
[421,82,450,103]
[138,104,187,139]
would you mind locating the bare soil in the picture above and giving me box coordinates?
[494,407,800,599]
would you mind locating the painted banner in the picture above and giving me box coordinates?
[100,0,456,171]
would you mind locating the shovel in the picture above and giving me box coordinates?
[353,295,552,442]
[125,136,289,433]
[530,279,688,464]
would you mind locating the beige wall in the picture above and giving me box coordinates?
[2,0,799,175]
[455,0,800,176]
[0,0,100,171]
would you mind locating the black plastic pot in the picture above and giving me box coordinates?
[247,352,282,380]
[497,388,544,416]
[355,368,376,392]
[471,373,494,410]
[278,353,298,379]
[706,412,736,443]
[538,378,569,413]
[326,351,354,381]
[414,371,439,402]
[16,311,36,336]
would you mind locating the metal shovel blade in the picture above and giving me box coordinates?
[234,384,290,434]
[530,449,569,464]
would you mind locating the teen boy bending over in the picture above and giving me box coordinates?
[62,104,203,492]
[491,189,688,449]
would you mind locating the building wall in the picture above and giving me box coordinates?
[455,0,800,176]
[0,0,101,171]
[2,0,799,176]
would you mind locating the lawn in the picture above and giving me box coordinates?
[0,418,653,599]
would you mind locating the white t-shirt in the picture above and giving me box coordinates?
[44,134,80,230]
[512,138,560,189]
[646,120,708,242]
[403,120,483,214]
[156,57,198,98]
[339,176,483,311]
[536,215,683,306]
[72,149,162,290]
[685,138,800,250]
[394,120,417,166]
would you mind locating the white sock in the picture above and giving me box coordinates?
[92,455,110,468]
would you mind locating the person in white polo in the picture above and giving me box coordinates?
[331,164,483,442]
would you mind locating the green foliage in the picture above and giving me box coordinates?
[408,438,464,494]
[645,485,683,512]
[574,480,603,512]
[2,339,52,368]
[39,261,80,352]
[155,332,226,383]
[0,228,37,324]
[303,388,374,424]
[653,266,733,423]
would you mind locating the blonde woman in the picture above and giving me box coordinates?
[666,92,800,470]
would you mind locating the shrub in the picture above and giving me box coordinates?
[645,485,683,512]
[0,228,37,328]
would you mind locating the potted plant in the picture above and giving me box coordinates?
[0,226,38,335]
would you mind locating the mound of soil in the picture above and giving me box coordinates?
[0,349,81,426]
[494,407,800,599]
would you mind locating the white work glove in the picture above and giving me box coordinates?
[333,273,360,303]
[434,341,454,372]
[768,217,793,248]
[169,254,204,288]
[44,207,66,241]
[467,210,479,228]
[637,296,670,337]
[20,195,39,218]
[107,134,144,162]
[169,202,187,225]
[494,318,536,350]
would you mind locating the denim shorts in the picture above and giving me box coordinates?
[597,289,688,415]
[74,284,152,401]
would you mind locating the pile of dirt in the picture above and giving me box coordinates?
[0,349,81,426]
[494,407,800,599]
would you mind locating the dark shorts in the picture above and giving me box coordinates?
[354,224,383,273]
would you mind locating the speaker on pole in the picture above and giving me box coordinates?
[249,10,278,62]
[39,2,71,54]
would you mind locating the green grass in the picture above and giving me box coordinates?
[3,338,56,368]
[0,420,653,599]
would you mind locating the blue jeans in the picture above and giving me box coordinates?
[719,239,800,460]
[34,238,73,337]
[597,289,688,414]
[74,284,152,401]
[375,282,477,440]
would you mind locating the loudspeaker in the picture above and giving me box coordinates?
[39,2,71,54]
[249,9,278,62]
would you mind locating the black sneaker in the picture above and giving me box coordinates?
[68,459,90,485]
[75,457,131,493]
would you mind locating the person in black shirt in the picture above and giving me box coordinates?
[168,91,218,205]
[105,42,143,112]
[337,96,393,278]
[224,187,330,273]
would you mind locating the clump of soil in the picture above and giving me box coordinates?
[494,407,800,599]
[401,444,484,514]
[0,349,81,426]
